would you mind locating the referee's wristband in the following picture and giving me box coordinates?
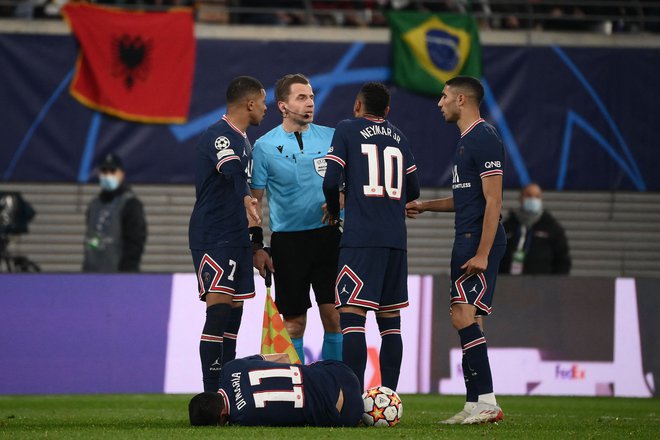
[249,226,264,252]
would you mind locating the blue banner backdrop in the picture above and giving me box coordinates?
[1,34,658,190]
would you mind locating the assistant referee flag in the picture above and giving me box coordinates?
[388,11,482,96]
[261,291,302,364]
[62,4,195,124]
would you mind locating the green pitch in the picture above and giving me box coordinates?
[1,394,658,439]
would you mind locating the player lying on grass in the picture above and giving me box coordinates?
[189,354,363,427]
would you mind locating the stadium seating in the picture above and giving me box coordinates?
[0,183,658,277]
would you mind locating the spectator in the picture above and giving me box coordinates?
[236,0,307,25]
[499,183,571,275]
[541,1,591,32]
[82,153,147,273]
[313,1,388,27]
[490,0,539,30]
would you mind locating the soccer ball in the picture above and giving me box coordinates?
[361,386,403,427]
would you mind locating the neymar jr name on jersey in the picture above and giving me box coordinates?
[359,125,401,144]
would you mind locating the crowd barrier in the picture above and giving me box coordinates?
[1,274,657,397]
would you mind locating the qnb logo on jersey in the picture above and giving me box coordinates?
[484,161,502,169]
[451,165,471,190]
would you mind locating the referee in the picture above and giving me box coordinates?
[250,74,342,364]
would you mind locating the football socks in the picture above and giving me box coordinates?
[340,312,367,390]
[321,332,343,361]
[376,315,403,391]
[199,303,231,392]
[458,323,494,396]
[222,306,243,366]
[463,356,479,402]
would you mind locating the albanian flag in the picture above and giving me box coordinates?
[62,4,195,124]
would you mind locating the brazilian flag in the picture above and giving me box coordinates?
[388,11,482,96]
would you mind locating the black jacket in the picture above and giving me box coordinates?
[499,210,571,275]
[88,184,147,272]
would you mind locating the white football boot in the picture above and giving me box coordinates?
[438,402,477,425]
[461,402,504,424]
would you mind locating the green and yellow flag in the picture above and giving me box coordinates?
[261,291,301,364]
[388,11,482,96]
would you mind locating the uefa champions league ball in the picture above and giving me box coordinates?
[361,386,403,427]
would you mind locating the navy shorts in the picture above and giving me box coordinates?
[270,226,341,316]
[450,233,506,316]
[335,247,408,312]
[191,246,255,302]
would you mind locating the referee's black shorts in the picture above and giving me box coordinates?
[270,226,341,317]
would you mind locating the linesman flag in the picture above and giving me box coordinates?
[261,269,301,364]
[62,4,195,124]
[388,11,482,96]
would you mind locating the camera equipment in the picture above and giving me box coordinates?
[0,192,40,272]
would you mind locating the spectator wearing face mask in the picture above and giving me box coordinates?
[82,153,147,272]
[499,183,571,275]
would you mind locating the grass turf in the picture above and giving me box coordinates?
[1,394,659,439]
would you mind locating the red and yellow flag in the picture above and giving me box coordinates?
[62,4,195,124]
[261,291,301,364]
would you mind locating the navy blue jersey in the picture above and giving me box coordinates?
[189,116,253,250]
[324,117,419,250]
[218,357,360,427]
[452,118,506,244]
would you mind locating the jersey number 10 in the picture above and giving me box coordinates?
[361,144,403,200]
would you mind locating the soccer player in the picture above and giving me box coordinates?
[188,354,363,427]
[188,76,267,393]
[250,73,342,364]
[406,76,506,424]
[322,82,420,392]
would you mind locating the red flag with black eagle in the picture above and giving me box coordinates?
[62,4,195,124]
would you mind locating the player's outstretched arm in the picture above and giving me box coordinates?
[406,197,455,218]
